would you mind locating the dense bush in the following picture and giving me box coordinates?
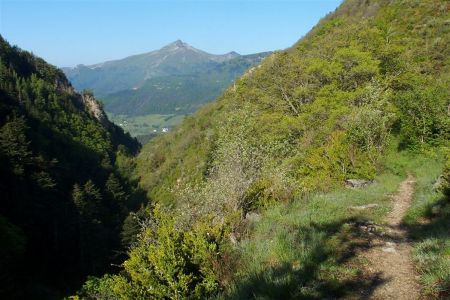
[78,207,230,299]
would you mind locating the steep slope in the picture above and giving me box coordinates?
[63,41,270,117]
[78,0,449,298]
[137,0,449,206]
[0,36,142,299]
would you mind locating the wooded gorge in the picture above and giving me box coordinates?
[1,0,449,299]
[0,36,144,298]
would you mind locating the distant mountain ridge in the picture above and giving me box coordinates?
[63,41,271,116]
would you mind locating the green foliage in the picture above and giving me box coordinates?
[0,116,33,175]
[77,0,449,298]
[77,274,142,300]
[64,42,270,117]
[121,210,144,249]
[0,35,141,298]
[218,154,410,299]
[395,85,450,148]
[73,180,103,218]
[103,73,235,116]
[333,46,379,91]
[79,207,229,299]
[442,149,450,198]
[123,0,450,298]
[105,173,129,215]
[136,0,449,208]
[108,113,186,137]
[346,81,395,153]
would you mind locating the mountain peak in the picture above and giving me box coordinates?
[173,39,185,47]
[165,39,190,50]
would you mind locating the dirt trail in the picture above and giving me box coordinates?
[360,175,421,300]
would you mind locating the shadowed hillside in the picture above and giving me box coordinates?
[0,36,144,299]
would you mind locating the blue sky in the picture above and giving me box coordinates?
[0,0,342,67]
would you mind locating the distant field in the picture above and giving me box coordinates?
[107,113,186,137]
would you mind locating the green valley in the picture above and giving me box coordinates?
[63,42,271,138]
[107,113,186,141]
[1,0,449,299]
[74,0,449,299]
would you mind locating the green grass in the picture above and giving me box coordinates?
[217,156,408,299]
[215,149,447,299]
[107,113,186,137]
[402,153,449,299]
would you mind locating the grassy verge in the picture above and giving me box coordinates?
[216,149,447,299]
[218,160,407,299]
[402,153,449,299]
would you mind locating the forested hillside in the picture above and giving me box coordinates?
[0,36,143,299]
[137,0,449,205]
[77,0,449,298]
[102,53,271,117]
[138,1,449,209]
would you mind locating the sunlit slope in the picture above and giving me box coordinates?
[136,0,449,206]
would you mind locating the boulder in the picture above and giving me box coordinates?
[345,179,374,188]
[432,175,444,191]
[350,203,379,210]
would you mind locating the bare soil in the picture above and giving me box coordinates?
[358,175,421,300]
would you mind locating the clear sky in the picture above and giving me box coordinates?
[0,0,342,67]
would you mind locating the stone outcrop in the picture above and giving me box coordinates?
[345,179,374,188]
[80,92,109,127]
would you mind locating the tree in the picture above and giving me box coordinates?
[397,86,449,147]
[0,117,32,176]
[72,180,103,219]
[105,173,128,209]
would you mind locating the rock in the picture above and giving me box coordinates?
[229,232,237,245]
[245,212,261,223]
[79,92,109,127]
[345,179,374,188]
[361,224,378,233]
[351,220,379,233]
[350,203,379,210]
[432,175,444,191]
[382,247,396,253]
